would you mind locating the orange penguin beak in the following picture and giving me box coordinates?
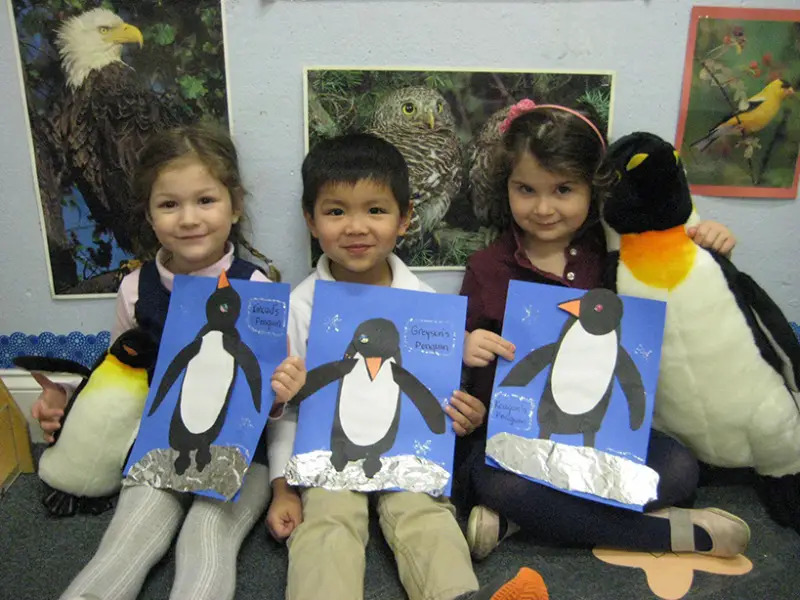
[122,344,138,356]
[366,357,383,381]
[217,271,230,289]
[558,298,581,317]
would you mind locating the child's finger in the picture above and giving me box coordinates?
[445,404,471,430]
[451,420,469,436]
[719,237,735,256]
[449,395,482,426]
[484,340,514,361]
[31,372,59,392]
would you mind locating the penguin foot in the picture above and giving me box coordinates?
[330,451,348,472]
[363,455,382,478]
[174,452,191,476]
[757,473,800,535]
[195,447,212,473]
[79,496,115,516]
[42,487,78,517]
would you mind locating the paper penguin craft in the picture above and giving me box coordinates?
[287,280,465,496]
[603,131,800,532]
[146,271,262,475]
[124,272,289,501]
[14,328,157,516]
[500,288,646,448]
[294,317,446,478]
[486,280,665,510]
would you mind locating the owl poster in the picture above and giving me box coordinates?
[285,281,466,497]
[675,6,800,198]
[304,67,614,269]
[10,0,229,297]
[123,274,290,502]
[486,280,666,511]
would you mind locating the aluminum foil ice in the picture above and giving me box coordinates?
[487,432,659,506]
[285,450,450,496]
[123,446,249,500]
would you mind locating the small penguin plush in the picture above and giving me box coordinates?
[15,328,157,516]
[293,318,446,478]
[603,131,800,533]
[500,288,646,448]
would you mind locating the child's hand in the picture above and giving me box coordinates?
[463,329,515,367]
[445,390,486,436]
[30,373,68,443]
[266,478,303,542]
[271,356,306,405]
[687,221,737,257]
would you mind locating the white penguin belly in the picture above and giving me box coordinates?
[619,252,800,475]
[339,357,398,447]
[39,368,148,497]
[180,331,235,434]
[550,327,617,415]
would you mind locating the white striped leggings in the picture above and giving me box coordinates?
[60,463,270,600]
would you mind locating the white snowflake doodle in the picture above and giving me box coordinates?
[522,304,538,324]
[635,344,653,360]
[414,440,432,457]
[324,314,342,333]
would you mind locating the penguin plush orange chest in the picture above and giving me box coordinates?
[620,226,697,291]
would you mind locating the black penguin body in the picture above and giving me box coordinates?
[501,289,645,447]
[148,271,262,475]
[295,318,446,478]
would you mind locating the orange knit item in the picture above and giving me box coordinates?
[490,567,549,600]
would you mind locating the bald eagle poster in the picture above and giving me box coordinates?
[10,1,229,297]
[285,281,466,497]
[123,273,289,501]
[486,281,666,511]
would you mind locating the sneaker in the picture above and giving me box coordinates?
[648,506,750,557]
[466,505,520,560]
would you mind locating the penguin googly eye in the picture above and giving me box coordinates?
[358,334,369,344]
[594,304,603,312]
[220,303,229,313]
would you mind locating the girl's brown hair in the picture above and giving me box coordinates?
[132,122,280,281]
[489,103,614,236]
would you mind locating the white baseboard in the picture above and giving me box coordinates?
[0,369,83,444]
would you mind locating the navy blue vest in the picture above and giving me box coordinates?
[134,257,268,464]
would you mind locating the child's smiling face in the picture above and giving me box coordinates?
[305,179,410,286]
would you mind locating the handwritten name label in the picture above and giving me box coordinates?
[490,392,535,431]
[403,319,455,356]
[247,299,287,336]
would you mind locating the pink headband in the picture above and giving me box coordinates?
[498,98,606,150]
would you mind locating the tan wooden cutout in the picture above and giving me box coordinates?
[593,548,752,599]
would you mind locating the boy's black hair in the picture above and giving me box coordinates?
[301,133,410,215]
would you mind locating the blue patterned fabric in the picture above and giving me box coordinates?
[0,331,111,369]
[2,322,800,370]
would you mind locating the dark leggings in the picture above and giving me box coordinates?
[467,430,708,551]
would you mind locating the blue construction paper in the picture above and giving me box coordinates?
[486,280,666,511]
[123,274,289,501]
[290,281,466,496]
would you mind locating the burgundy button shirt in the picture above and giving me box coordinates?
[459,224,607,411]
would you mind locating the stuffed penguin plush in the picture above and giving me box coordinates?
[602,131,800,534]
[15,328,157,516]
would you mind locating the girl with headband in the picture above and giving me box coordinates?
[456,99,748,560]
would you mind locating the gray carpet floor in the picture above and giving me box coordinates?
[2,468,799,600]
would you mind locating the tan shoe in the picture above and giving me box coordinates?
[466,505,520,561]
[648,506,750,557]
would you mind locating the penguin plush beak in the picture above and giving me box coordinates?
[217,271,230,289]
[558,298,581,318]
[122,344,138,357]
[366,357,383,381]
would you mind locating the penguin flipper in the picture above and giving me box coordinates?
[223,335,262,412]
[293,359,358,404]
[390,363,445,434]
[13,356,91,379]
[500,343,557,388]
[148,339,201,416]
[711,253,800,391]
[615,347,646,430]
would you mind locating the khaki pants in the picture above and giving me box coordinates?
[286,488,479,600]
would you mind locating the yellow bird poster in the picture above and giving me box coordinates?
[675,6,800,199]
